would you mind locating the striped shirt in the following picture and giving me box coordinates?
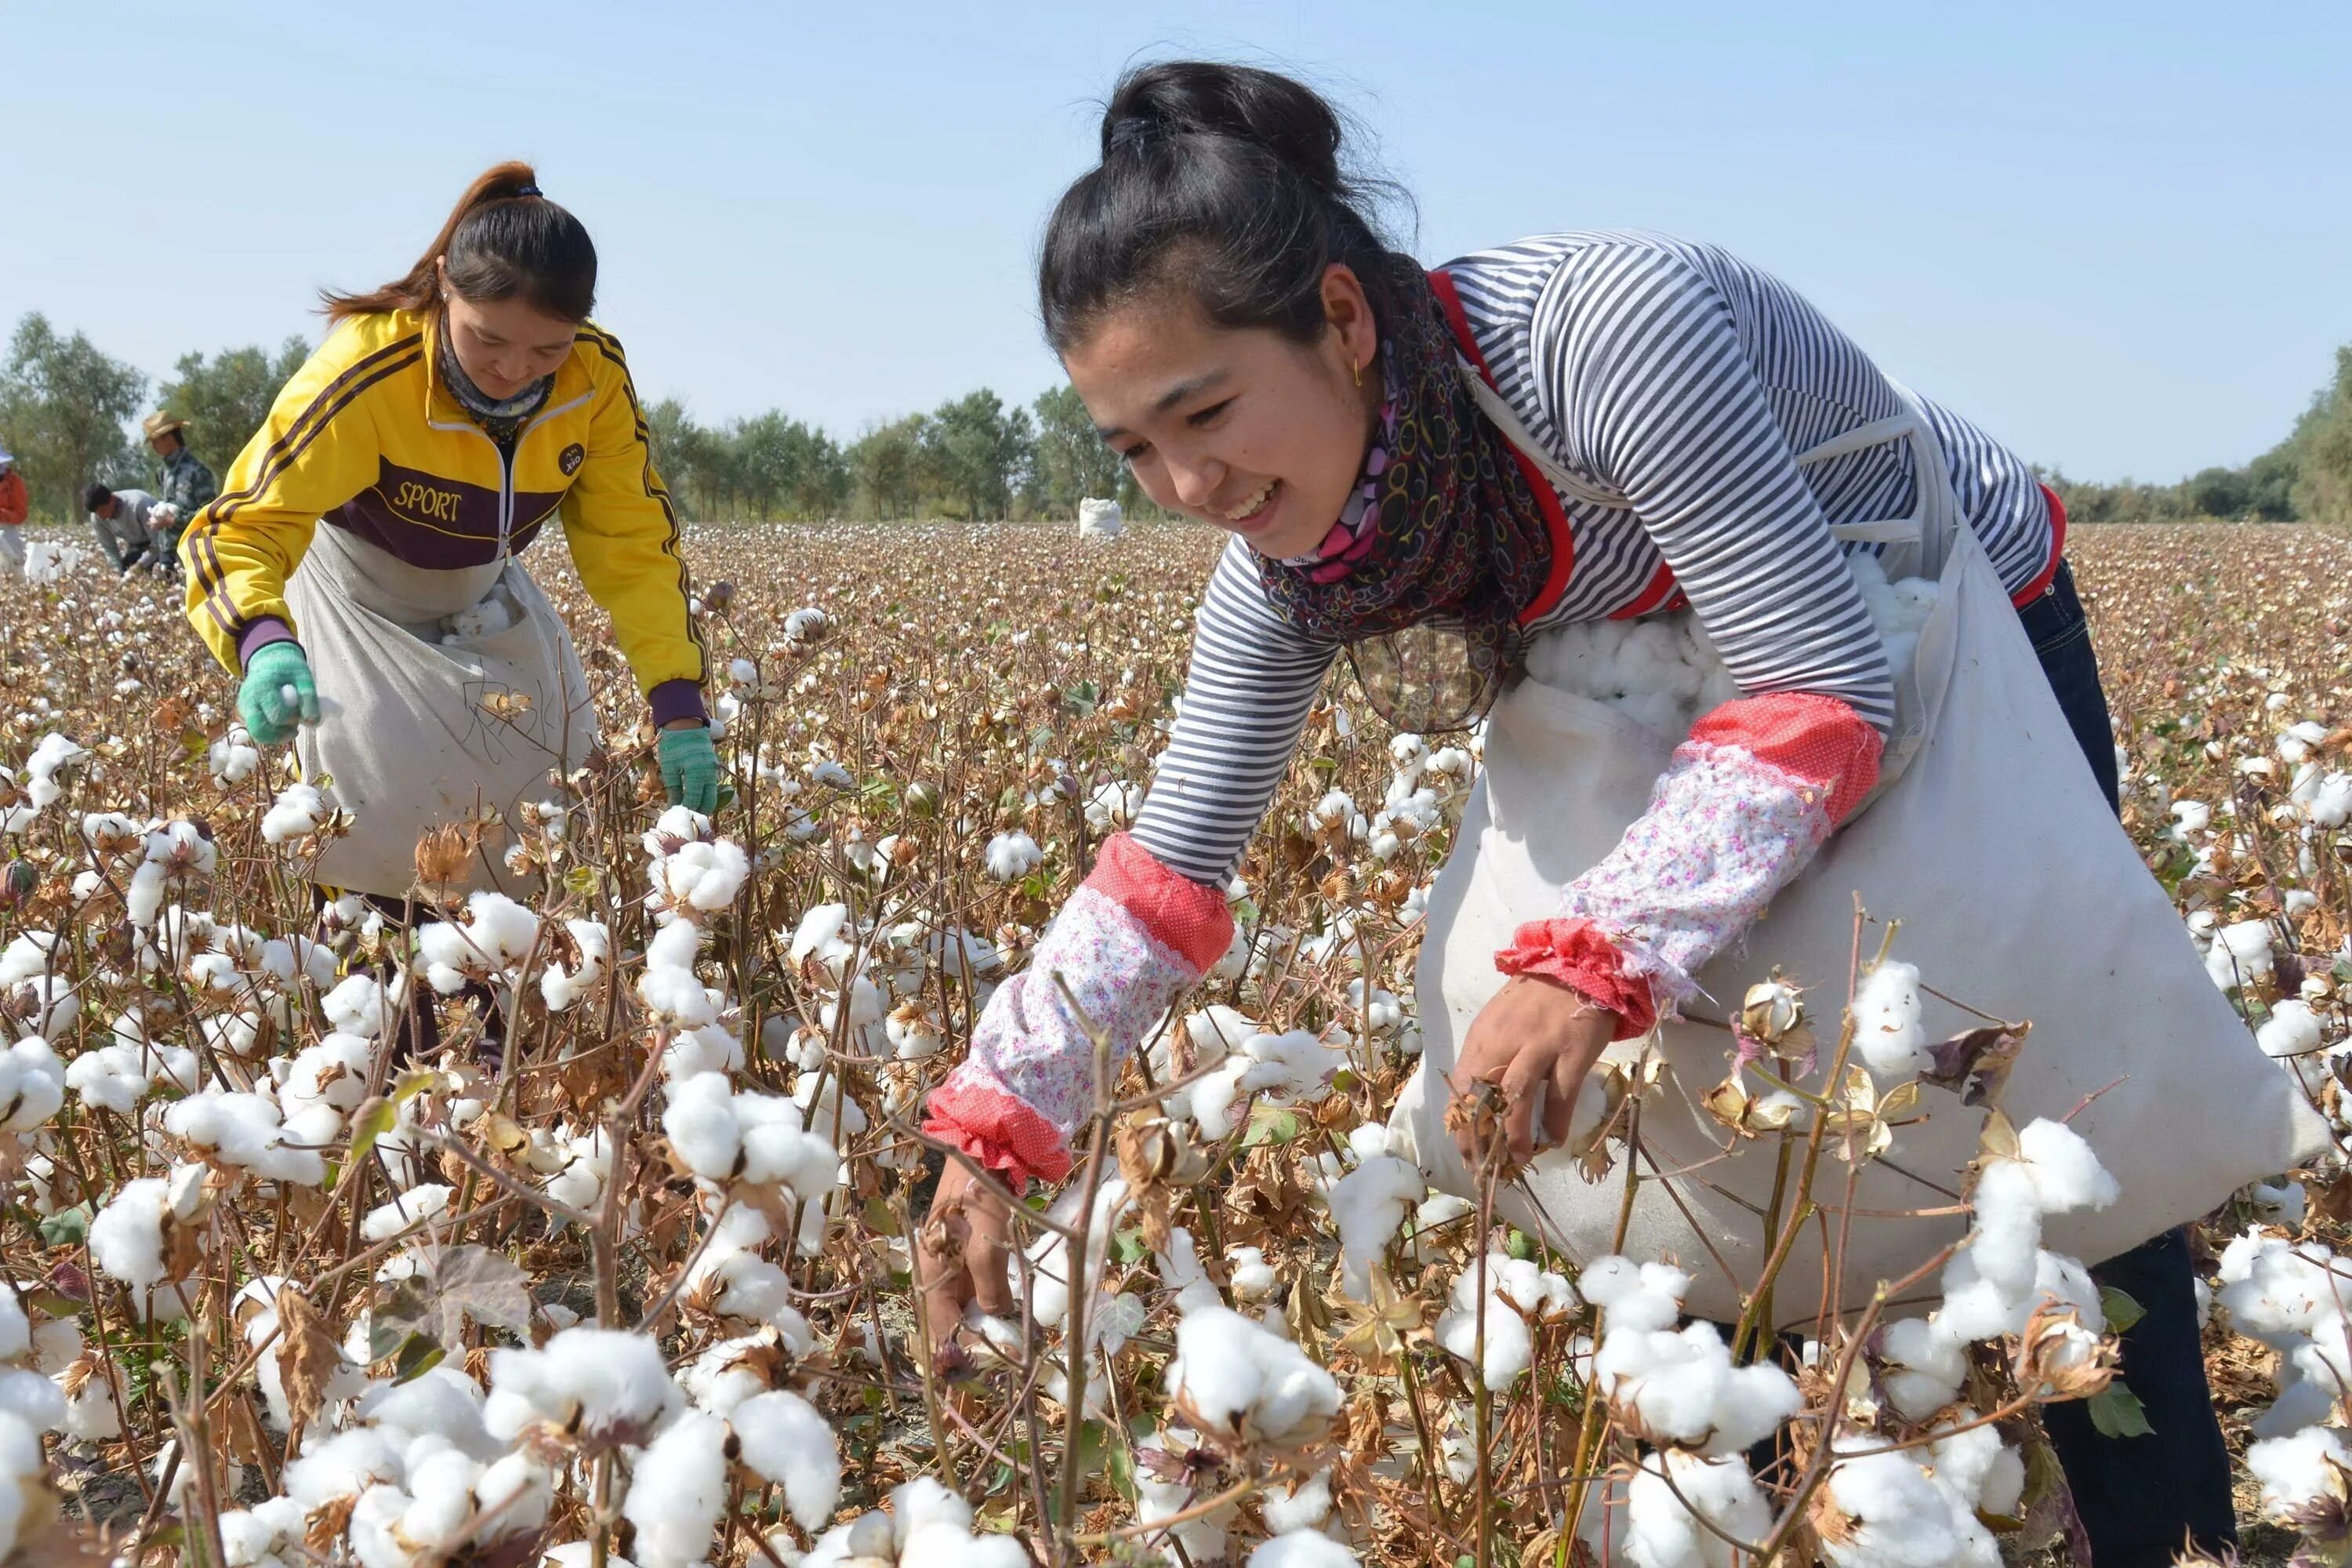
[1131,230,2056,885]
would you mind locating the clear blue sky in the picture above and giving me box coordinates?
[5,0,2345,482]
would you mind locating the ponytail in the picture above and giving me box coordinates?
[322,161,597,325]
[1039,62,1408,354]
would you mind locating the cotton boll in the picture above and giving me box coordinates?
[1261,1472,1335,1536]
[1852,960,1928,1077]
[361,1184,456,1243]
[1136,1431,1240,1563]
[1579,1256,1692,1336]
[0,1368,64,1432]
[1229,1247,1279,1303]
[1329,1155,1425,1300]
[541,920,610,1012]
[2246,1426,2352,1517]
[984,831,1041,882]
[484,1327,677,1444]
[1167,1305,1341,1446]
[1593,1322,1799,1457]
[2260,1000,2326,1058]
[2013,1119,2121,1214]
[89,1177,172,1289]
[1438,1278,1534,1392]
[662,1072,742,1180]
[731,1388,841,1531]
[622,1411,728,1568]
[259,783,329,845]
[885,1475,974,1552]
[1878,1316,1967,1421]
[0,1039,64,1132]
[1624,1451,1771,1568]
[638,966,718,1030]
[1247,1532,1360,1568]
[1817,1447,1998,1568]
[2206,918,2276,990]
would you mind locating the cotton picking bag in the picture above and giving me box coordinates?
[1389,380,2328,1327]
[285,522,597,900]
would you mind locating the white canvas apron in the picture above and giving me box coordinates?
[285,522,597,900]
[1389,374,2328,1326]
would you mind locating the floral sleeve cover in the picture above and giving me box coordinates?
[1498,691,1883,1036]
[923,833,1233,1187]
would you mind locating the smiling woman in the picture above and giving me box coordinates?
[175,162,718,953]
[915,59,2264,1567]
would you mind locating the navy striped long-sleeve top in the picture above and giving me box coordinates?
[1128,231,2056,885]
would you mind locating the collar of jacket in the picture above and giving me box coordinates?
[416,310,594,430]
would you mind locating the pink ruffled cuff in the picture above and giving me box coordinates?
[923,1065,1074,1189]
[1496,918,1660,1040]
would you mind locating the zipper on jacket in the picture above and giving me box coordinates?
[428,388,592,566]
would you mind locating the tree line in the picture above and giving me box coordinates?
[2038,347,2352,524]
[3,307,2347,526]
[0,312,1142,525]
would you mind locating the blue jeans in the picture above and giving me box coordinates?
[2022,561,2234,1564]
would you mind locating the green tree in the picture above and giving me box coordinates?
[791,426,851,519]
[0,313,147,520]
[2184,466,2250,521]
[155,336,310,478]
[924,389,1034,520]
[850,416,927,520]
[2288,346,2352,524]
[1031,383,1127,517]
[643,397,700,515]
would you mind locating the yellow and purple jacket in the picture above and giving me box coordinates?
[179,308,706,723]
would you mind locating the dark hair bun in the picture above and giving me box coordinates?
[1100,62,1346,198]
[1044,61,1406,353]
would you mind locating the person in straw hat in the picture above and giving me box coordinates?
[145,410,216,564]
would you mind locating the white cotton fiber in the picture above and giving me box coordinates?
[731,1388,841,1530]
[2259,999,2326,1058]
[622,1411,728,1568]
[1624,1451,1771,1568]
[1167,1305,1341,1445]
[89,1178,171,1289]
[2247,1425,2352,1516]
[1818,1448,1998,1568]
[0,1038,64,1132]
[485,1327,677,1443]
[2014,1119,2121,1214]
[1247,1532,1360,1568]
[1329,1154,1425,1301]
[1852,960,1928,1077]
[1878,1316,1966,1421]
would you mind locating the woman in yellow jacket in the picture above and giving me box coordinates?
[180,162,718,902]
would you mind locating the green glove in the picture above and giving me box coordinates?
[658,724,722,815]
[238,641,320,744]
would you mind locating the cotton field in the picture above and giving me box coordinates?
[0,518,2350,1568]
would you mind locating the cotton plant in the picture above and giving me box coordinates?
[1437,1251,1581,1393]
[1166,1302,1342,1451]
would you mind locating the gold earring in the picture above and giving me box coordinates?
[1352,358,1363,388]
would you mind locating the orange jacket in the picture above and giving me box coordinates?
[0,470,25,527]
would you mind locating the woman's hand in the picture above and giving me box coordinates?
[238,641,320,744]
[1450,973,1617,1171]
[657,720,721,814]
[915,1159,1018,1367]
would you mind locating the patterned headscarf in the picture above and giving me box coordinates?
[1254,257,1555,730]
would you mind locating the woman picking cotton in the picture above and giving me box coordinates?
[914,64,2308,1566]
[178,162,720,916]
